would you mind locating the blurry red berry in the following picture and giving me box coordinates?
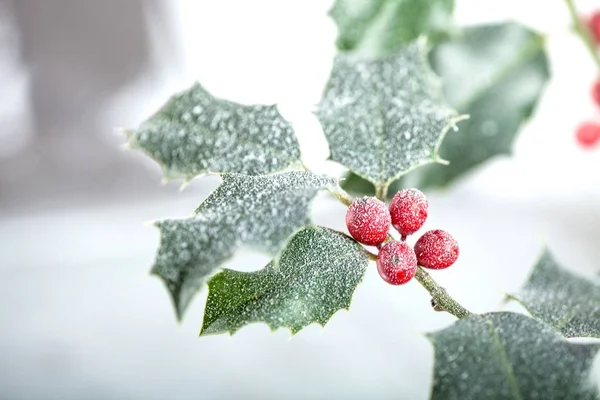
[414,230,459,270]
[346,196,390,246]
[588,11,600,43]
[389,188,428,237]
[592,80,600,106]
[576,122,600,148]
[377,241,417,285]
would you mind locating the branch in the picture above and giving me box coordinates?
[414,267,471,319]
[564,0,600,71]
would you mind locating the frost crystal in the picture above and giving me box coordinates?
[152,171,336,319]
[128,83,301,179]
[428,312,600,400]
[201,226,370,336]
[512,249,600,338]
[316,41,458,186]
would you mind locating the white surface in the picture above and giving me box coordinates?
[2,0,600,399]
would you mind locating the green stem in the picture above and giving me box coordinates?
[414,267,471,319]
[375,183,388,202]
[564,0,600,71]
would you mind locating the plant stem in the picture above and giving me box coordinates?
[564,0,600,71]
[375,183,388,201]
[414,267,471,319]
[329,186,354,206]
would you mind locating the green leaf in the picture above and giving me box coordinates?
[152,171,336,319]
[510,249,600,338]
[201,226,369,336]
[330,0,455,58]
[342,22,549,194]
[428,312,600,400]
[126,83,301,180]
[401,22,549,189]
[316,41,460,189]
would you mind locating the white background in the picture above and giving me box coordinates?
[1,0,600,399]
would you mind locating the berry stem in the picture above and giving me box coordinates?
[329,186,354,206]
[414,267,471,319]
[564,0,600,71]
[375,183,388,202]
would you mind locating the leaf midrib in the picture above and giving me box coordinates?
[453,35,545,111]
[486,319,524,400]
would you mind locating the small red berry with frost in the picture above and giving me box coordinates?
[588,11,600,43]
[377,241,417,285]
[346,196,390,246]
[389,188,428,237]
[575,122,600,148]
[591,80,600,106]
[414,230,459,270]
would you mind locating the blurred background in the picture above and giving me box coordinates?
[1,0,600,399]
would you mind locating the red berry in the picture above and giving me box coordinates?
[389,188,428,237]
[377,241,417,285]
[591,80,600,106]
[575,122,600,148]
[346,196,390,246]
[414,230,459,270]
[588,11,600,43]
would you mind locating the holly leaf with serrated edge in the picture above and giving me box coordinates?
[427,312,600,400]
[330,0,455,59]
[152,171,337,320]
[200,226,369,336]
[508,249,600,338]
[316,40,462,189]
[125,83,301,180]
[342,22,549,195]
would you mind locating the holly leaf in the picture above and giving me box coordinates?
[201,226,369,336]
[152,171,336,319]
[510,249,600,338]
[316,41,461,189]
[401,22,549,189]
[428,312,600,400]
[342,22,549,195]
[126,83,301,180]
[330,0,455,58]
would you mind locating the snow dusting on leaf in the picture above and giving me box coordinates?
[152,171,337,320]
[316,41,460,188]
[428,312,600,400]
[200,226,370,336]
[127,83,301,179]
[511,249,600,338]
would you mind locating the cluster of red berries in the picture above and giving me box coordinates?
[575,11,600,148]
[346,189,458,285]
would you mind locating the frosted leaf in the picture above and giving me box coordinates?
[152,171,336,319]
[399,22,549,189]
[342,23,549,195]
[510,249,600,338]
[316,41,460,188]
[428,312,600,400]
[127,83,301,179]
[330,0,454,58]
[201,226,369,336]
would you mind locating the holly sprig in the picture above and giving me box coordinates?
[124,1,600,398]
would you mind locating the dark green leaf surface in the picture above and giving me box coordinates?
[428,312,600,400]
[403,22,549,189]
[127,83,301,180]
[342,22,549,195]
[152,172,336,319]
[330,0,454,58]
[201,226,369,336]
[316,41,460,188]
[511,250,600,338]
